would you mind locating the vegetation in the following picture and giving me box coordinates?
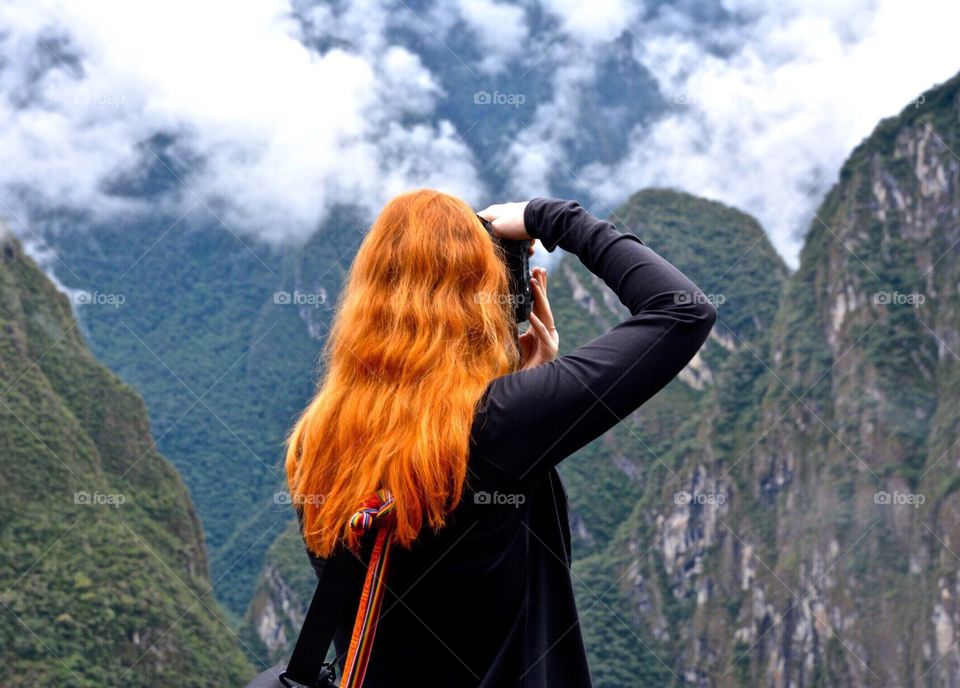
[20,66,960,686]
[0,233,254,685]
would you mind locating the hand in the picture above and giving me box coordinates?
[518,266,559,370]
[477,201,532,241]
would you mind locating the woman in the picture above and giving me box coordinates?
[284,190,716,687]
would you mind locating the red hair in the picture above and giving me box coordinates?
[285,189,521,557]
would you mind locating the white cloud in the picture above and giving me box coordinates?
[570,0,960,266]
[541,0,641,43]
[1,0,958,269]
[457,0,530,74]
[0,0,482,245]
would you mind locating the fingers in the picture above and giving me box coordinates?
[529,268,555,331]
[527,310,551,341]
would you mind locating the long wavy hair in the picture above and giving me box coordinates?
[285,189,521,558]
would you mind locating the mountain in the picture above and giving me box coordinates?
[0,230,253,686]
[41,201,368,616]
[244,69,960,686]
[23,19,663,619]
[560,188,789,687]
[28,60,960,684]
[574,72,960,686]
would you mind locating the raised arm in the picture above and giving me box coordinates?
[470,197,716,482]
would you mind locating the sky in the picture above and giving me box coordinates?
[0,0,958,267]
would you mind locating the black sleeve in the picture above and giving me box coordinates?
[469,197,717,482]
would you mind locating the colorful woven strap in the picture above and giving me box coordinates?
[341,489,396,688]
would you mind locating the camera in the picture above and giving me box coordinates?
[476,214,533,324]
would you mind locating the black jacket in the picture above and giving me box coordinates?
[306,197,717,687]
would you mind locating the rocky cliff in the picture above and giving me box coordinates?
[579,72,960,687]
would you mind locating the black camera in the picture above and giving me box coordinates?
[476,214,532,324]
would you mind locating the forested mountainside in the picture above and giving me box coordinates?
[32,62,960,684]
[0,230,252,686]
[563,187,789,687]
[573,71,960,686]
[31,19,658,620]
[43,202,367,615]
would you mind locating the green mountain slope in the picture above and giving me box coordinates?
[34,65,960,686]
[586,71,960,686]
[727,69,960,686]
[0,230,254,686]
[559,189,789,687]
[47,205,365,615]
[555,188,788,559]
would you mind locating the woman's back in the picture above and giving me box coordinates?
[338,460,535,686]
[307,197,717,687]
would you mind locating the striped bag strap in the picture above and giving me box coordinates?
[340,489,397,688]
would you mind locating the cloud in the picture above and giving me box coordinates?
[1,0,958,268]
[457,0,530,74]
[504,59,600,197]
[0,0,483,245]
[542,0,642,43]
[525,0,960,266]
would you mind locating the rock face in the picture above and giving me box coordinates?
[240,523,318,665]
[0,231,253,686]
[572,74,960,687]
[563,187,789,687]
